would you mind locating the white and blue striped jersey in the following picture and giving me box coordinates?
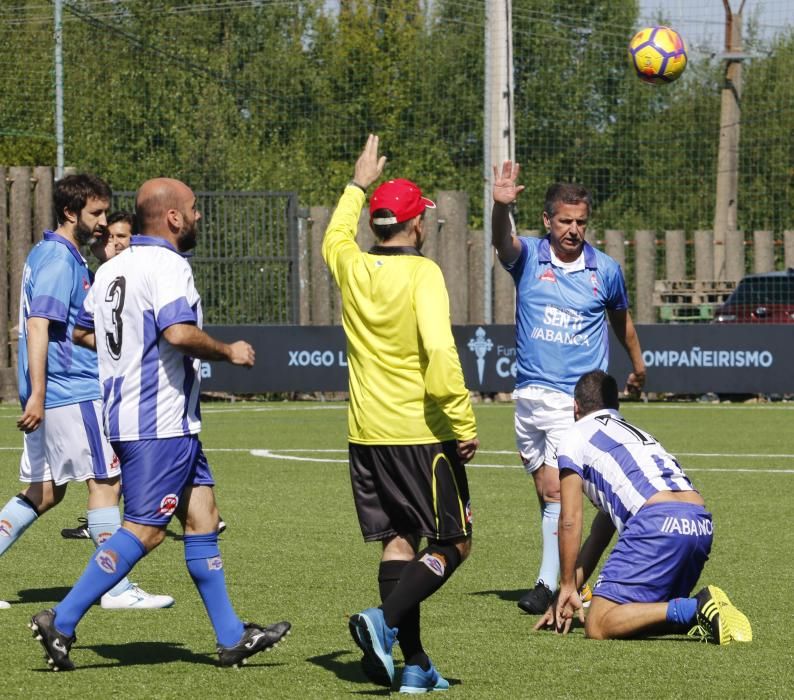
[504,236,629,396]
[556,409,696,534]
[76,236,202,441]
[17,232,101,408]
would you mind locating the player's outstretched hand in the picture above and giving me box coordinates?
[492,161,525,205]
[554,585,585,636]
[533,604,558,632]
[457,437,479,463]
[353,134,387,191]
[17,396,44,433]
[227,341,255,367]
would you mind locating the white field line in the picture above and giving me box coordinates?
[0,445,792,461]
[246,449,794,473]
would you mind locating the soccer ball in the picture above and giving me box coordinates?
[627,26,688,85]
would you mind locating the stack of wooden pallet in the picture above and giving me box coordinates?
[652,280,738,322]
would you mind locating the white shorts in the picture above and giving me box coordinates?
[20,400,120,486]
[513,385,574,474]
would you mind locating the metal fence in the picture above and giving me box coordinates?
[113,191,300,325]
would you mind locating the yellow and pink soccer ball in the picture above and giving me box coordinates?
[628,26,688,85]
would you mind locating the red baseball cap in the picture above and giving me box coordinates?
[369,178,436,225]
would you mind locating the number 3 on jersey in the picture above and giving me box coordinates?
[105,276,126,359]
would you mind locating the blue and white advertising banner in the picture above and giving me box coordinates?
[201,325,793,395]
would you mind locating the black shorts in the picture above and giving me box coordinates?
[349,441,473,543]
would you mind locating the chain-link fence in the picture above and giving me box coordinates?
[2,1,793,323]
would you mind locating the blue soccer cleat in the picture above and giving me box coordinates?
[348,607,398,687]
[399,662,450,694]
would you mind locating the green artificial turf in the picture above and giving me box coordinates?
[0,400,790,698]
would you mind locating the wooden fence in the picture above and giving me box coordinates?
[1,166,55,401]
[303,193,794,327]
[3,169,794,401]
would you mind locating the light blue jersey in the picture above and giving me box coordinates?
[17,231,100,408]
[505,236,629,395]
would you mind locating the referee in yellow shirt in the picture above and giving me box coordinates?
[323,135,479,693]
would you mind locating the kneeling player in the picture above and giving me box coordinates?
[535,370,751,645]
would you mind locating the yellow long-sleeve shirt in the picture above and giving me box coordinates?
[322,185,477,445]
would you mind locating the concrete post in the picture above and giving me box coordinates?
[604,230,625,270]
[784,231,794,270]
[32,166,54,242]
[725,230,745,282]
[468,230,485,324]
[752,230,774,274]
[634,230,656,323]
[664,230,686,280]
[436,191,469,324]
[309,205,332,325]
[694,230,714,281]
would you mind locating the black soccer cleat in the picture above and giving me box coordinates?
[29,609,76,671]
[60,517,90,540]
[218,515,227,534]
[217,620,291,668]
[517,581,554,614]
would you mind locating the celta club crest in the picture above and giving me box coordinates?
[467,327,494,385]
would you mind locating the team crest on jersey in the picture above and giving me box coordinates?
[539,268,556,283]
[207,556,223,571]
[83,277,91,290]
[110,454,120,470]
[420,553,447,577]
[0,519,13,537]
[96,548,119,574]
[465,501,473,524]
[157,494,179,516]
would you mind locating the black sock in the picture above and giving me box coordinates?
[378,560,428,670]
[381,543,462,631]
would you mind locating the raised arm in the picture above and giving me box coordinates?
[491,160,525,266]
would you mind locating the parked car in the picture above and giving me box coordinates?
[713,270,794,323]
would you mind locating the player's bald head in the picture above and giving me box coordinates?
[135,178,194,233]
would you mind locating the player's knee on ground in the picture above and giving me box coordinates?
[583,599,613,640]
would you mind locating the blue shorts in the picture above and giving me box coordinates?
[593,502,713,604]
[113,436,215,526]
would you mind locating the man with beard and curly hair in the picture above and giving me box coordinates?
[0,174,172,611]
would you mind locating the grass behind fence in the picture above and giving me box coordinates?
[0,401,791,698]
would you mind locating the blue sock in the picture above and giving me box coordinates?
[87,506,133,597]
[537,502,560,590]
[666,597,698,626]
[184,533,244,647]
[0,496,38,556]
[54,528,146,636]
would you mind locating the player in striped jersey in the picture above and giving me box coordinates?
[28,178,289,671]
[534,370,751,644]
